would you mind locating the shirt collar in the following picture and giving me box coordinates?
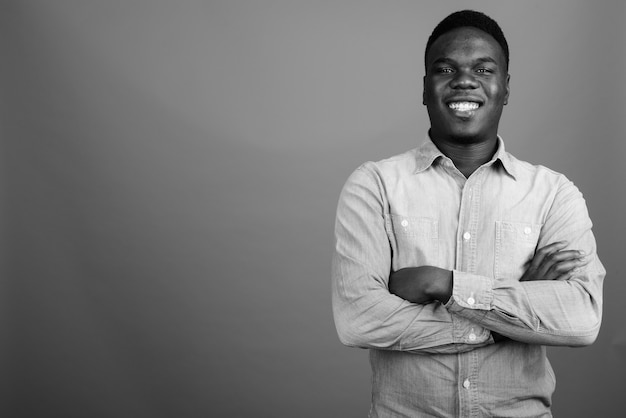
[414,134,518,180]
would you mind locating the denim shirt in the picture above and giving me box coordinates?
[332,136,605,417]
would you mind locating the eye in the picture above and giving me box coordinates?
[436,67,454,74]
[476,68,494,74]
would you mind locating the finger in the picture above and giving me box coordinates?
[530,241,568,270]
[544,257,590,280]
[553,260,593,281]
[536,248,584,278]
[540,250,587,272]
[540,249,585,264]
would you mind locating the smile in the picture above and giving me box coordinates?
[448,102,480,111]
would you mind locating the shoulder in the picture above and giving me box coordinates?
[339,148,418,200]
[506,152,585,205]
[353,148,419,179]
[506,152,573,187]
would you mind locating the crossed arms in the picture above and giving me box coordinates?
[332,165,605,353]
[389,240,588,307]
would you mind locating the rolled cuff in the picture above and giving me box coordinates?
[445,270,494,311]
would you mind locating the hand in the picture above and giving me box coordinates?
[520,241,590,282]
[388,266,453,304]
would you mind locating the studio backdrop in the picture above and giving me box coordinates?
[1,1,625,417]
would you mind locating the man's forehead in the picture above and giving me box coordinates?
[426,27,505,63]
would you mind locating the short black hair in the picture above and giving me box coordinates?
[425,10,509,70]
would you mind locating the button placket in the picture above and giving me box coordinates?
[457,175,482,275]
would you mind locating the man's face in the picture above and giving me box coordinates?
[423,27,510,144]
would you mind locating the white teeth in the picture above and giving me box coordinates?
[449,102,480,111]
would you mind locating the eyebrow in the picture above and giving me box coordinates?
[431,56,499,66]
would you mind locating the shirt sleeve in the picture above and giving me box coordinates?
[332,164,492,353]
[446,177,605,346]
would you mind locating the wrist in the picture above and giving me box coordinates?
[434,268,453,303]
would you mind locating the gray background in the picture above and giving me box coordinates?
[1,1,624,417]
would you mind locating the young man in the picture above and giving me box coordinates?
[332,10,605,417]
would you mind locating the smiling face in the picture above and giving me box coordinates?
[423,27,510,145]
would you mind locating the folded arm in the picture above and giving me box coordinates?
[389,179,605,347]
[332,165,492,354]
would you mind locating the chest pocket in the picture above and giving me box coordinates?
[387,215,439,270]
[495,221,542,280]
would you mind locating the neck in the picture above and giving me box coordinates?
[430,134,499,178]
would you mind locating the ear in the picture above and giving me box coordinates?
[422,75,427,105]
[504,73,510,105]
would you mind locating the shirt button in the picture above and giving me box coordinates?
[463,232,471,240]
[524,226,532,235]
[467,297,475,306]
[401,219,409,227]
[468,333,477,342]
[463,379,471,389]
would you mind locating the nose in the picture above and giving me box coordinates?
[450,70,478,89]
